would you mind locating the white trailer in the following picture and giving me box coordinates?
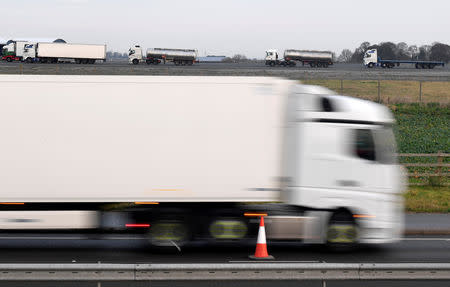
[0,75,404,249]
[22,43,106,64]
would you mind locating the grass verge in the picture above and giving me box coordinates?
[301,79,450,105]
[405,186,450,213]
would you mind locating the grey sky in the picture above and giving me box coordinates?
[1,0,449,58]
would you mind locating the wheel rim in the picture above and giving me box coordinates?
[148,221,189,246]
[327,224,357,244]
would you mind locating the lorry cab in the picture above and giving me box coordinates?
[22,43,36,63]
[363,49,378,67]
[128,45,143,65]
[265,49,279,61]
[281,85,405,244]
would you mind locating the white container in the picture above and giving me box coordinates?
[36,43,106,60]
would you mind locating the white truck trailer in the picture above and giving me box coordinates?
[265,49,334,68]
[129,45,197,65]
[0,75,404,249]
[22,43,106,64]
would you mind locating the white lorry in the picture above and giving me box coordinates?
[22,43,106,64]
[129,45,197,65]
[1,41,34,62]
[0,75,404,249]
[265,49,334,68]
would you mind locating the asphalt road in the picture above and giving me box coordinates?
[0,61,449,81]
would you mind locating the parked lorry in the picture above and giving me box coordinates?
[22,42,106,64]
[363,49,445,69]
[129,45,197,65]
[1,41,33,62]
[265,49,334,68]
[0,75,405,249]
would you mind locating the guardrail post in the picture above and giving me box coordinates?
[97,282,101,287]
[377,80,381,103]
[419,81,422,103]
[19,64,23,74]
[322,280,327,287]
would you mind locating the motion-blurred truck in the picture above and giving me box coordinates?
[22,42,106,64]
[265,49,334,68]
[1,41,33,62]
[129,45,197,65]
[0,75,405,250]
[363,49,445,69]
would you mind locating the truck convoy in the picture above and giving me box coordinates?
[128,45,197,65]
[21,42,106,63]
[363,49,445,69]
[265,49,334,68]
[0,75,404,249]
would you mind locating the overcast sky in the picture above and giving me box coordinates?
[1,0,449,58]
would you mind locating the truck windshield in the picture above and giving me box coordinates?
[128,49,135,56]
[373,127,397,164]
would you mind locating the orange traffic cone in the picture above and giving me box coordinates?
[249,216,274,260]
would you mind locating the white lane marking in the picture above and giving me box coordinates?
[403,238,450,241]
[229,260,320,263]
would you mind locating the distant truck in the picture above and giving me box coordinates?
[363,49,445,69]
[265,49,333,68]
[129,45,197,65]
[22,43,107,64]
[1,41,33,62]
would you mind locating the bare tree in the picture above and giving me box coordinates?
[337,49,353,63]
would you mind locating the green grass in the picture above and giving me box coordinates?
[405,186,450,213]
[301,79,450,104]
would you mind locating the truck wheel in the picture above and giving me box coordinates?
[326,210,358,251]
[147,219,191,250]
[309,62,316,68]
[367,62,374,68]
[174,60,180,66]
[289,61,296,67]
[322,63,329,68]
[6,57,12,62]
[187,61,193,66]
[88,59,95,64]
[269,61,275,67]
[132,59,139,65]
[26,57,33,63]
[421,64,426,69]
[317,62,323,68]
[428,64,434,69]
[381,63,387,68]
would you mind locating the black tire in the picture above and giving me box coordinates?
[317,62,323,68]
[153,60,160,65]
[309,62,316,68]
[289,61,296,67]
[6,57,12,62]
[147,218,191,251]
[367,62,374,68]
[323,62,329,68]
[88,59,95,64]
[381,63,387,68]
[269,61,275,67]
[187,61,193,66]
[428,64,434,69]
[132,58,139,65]
[326,210,358,252]
[26,57,33,63]
[174,60,180,66]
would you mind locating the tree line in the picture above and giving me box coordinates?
[338,42,450,63]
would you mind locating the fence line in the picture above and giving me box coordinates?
[398,153,449,185]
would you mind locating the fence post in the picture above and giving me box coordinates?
[340,79,343,95]
[377,80,381,103]
[19,64,23,74]
[419,81,422,103]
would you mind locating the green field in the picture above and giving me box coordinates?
[302,79,450,105]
